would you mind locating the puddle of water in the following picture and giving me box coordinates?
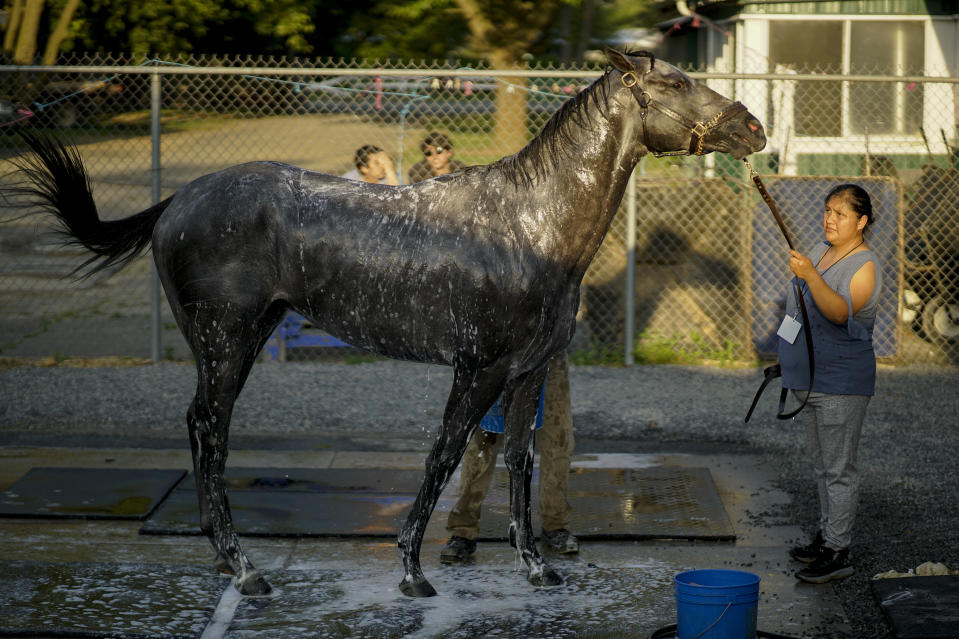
[223,557,677,638]
[2,560,229,637]
[572,454,662,469]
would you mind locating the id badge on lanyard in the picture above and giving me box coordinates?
[777,278,804,344]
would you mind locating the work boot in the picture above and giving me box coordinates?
[440,536,476,564]
[789,530,825,564]
[796,547,853,584]
[541,528,579,554]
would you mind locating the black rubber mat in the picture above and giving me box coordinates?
[481,466,735,541]
[0,559,229,638]
[0,467,186,520]
[872,576,959,639]
[141,466,734,540]
[140,467,426,537]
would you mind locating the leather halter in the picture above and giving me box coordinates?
[620,67,748,158]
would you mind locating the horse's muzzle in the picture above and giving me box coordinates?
[723,112,766,160]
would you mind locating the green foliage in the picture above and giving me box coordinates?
[65,0,226,56]
[60,0,346,56]
[595,0,659,37]
[42,0,659,61]
[349,0,572,64]
[348,0,470,62]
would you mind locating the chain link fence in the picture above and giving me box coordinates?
[1,55,958,366]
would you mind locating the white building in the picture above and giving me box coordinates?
[652,0,959,175]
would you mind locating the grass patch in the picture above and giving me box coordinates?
[0,356,155,371]
[569,341,626,367]
[571,331,756,368]
[634,330,752,368]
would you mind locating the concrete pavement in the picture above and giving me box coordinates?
[0,444,850,638]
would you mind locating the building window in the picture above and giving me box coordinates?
[849,21,924,135]
[769,19,924,138]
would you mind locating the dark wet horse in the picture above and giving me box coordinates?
[11,49,765,597]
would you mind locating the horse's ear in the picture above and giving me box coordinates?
[605,46,636,74]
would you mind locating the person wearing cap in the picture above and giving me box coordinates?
[408,132,465,183]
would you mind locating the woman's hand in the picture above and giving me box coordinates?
[788,248,876,324]
[788,250,816,281]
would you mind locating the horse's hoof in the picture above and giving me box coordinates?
[236,571,272,596]
[399,575,437,598]
[528,565,563,588]
[213,553,236,576]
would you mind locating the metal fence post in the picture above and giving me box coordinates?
[150,69,162,361]
[624,166,637,366]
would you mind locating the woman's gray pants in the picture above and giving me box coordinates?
[792,390,870,551]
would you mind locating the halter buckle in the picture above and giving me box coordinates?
[621,72,638,88]
[690,122,709,138]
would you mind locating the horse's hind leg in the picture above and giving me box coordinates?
[398,365,505,597]
[502,368,562,588]
[182,302,285,596]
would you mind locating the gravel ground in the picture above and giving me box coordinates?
[2,359,958,638]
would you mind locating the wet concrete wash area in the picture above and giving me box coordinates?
[0,447,849,638]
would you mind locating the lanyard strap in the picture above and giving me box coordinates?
[743,159,814,422]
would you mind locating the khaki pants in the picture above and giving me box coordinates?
[446,352,574,539]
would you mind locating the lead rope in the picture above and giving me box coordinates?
[743,158,814,422]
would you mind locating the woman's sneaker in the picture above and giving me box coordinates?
[796,547,853,583]
[439,536,476,564]
[789,530,825,564]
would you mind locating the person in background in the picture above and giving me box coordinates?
[781,184,882,584]
[407,132,464,183]
[440,351,579,563]
[342,144,399,185]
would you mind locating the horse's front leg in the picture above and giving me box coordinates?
[503,370,563,588]
[398,365,503,597]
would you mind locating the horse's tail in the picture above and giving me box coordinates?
[13,130,172,278]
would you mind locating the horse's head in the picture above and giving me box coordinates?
[606,48,766,160]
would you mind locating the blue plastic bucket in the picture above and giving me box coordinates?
[479,381,546,434]
[674,569,760,639]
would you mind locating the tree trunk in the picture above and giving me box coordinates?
[575,0,594,64]
[3,0,26,56]
[13,0,44,64]
[42,0,81,65]
[491,74,530,155]
[557,4,572,62]
[486,47,529,155]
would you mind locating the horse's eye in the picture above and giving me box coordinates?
[673,81,685,90]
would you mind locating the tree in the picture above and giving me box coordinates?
[2,0,82,111]
[456,0,567,151]
[354,0,569,153]
[3,0,80,65]
[52,0,326,58]
[41,0,80,64]
[2,0,26,59]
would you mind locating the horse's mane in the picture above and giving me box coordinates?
[493,69,613,188]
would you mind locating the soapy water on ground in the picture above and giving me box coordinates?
[3,560,229,637]
[215,556,678,638]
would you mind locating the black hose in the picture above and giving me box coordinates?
[647,623,802,639]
